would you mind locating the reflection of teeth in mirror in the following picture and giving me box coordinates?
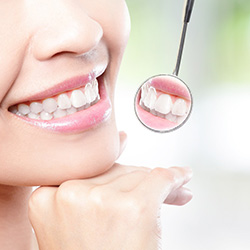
[139,84,189,123]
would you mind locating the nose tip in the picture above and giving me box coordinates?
[32,13,103,61]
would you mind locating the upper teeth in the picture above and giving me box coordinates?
[10,79,100,120]
[139,83,189,123]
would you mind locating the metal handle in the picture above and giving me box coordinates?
[173,0,195,76]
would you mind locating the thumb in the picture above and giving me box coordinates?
[117,131,128,159]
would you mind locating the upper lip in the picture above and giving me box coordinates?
[8,66,106,107]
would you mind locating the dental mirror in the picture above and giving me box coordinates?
[134,0,195,133]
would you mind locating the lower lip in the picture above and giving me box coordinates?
[13,78,112,133]
[135,92,178,131]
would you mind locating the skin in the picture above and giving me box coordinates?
[0,1,193,249]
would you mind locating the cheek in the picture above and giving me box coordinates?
[0,4,27,102]
[0,115,120,186]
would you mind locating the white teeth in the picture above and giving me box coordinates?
[139,85,189,123]
[154,94,172,115]
[28,112,39,119]
[40,111,53,121]
[53,109,67,118]
[18,104,30,115]
[9,79,100,120]
[58,94,71,110]
[43,98,58,113]
[93,79,99,96]
[30,102,43,114]
[85,83,96,103]
[172,98,187,116]
[16,111,24,116]
[143,86,157,109]
[66,107,77,115]
[165,113,178,123]
[70,90,87,108]
[141,82,150,102]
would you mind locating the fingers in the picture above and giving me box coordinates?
[107,169,150,192]
[163,187,193,206]
[133,167,193,208]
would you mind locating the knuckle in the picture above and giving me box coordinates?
[28,187,51,215]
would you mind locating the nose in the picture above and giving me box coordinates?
[31,3,103,61]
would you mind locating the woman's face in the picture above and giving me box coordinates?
[0,0,130,186]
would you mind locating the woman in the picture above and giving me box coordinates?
[0,1,193,249]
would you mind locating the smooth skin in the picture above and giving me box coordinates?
[0,0,193,249]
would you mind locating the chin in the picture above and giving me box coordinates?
[0,112,120,187]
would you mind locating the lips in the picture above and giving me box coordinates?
[8,70,112,133]
[135,74,192,131]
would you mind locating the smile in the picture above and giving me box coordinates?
[139,82,189,123]
[8,72,112,133]
[135,75,192,131]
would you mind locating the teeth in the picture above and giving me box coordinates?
[139,85,189,123]
[165,113,178,123]
[58,94,71,109]
[85,83,96,103]
[141,82,150,102]
[66,106,77,115]
[43,98,58,113]
[154,94,172,115]
[53,109,67,118]
[9,79,100,120]
[40,111,53,121]
[28,112,40,119]
[30,102,43,114]
[93,79,99,97]
[143,86,157,109]
[70,90,87,108]
[172,98,187,116]
[18,104,30,115]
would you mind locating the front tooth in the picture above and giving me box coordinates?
[18,104,30,115]
[172,98,187,116]
[85,83,96,103]
[154,94,172,115]
[43,98,58,113]
[53,109,67,118]
[30,102,43,114]
[40,111,53,121]
[58,94,71,109]
[70,90,87,108]
[143,86,157,109]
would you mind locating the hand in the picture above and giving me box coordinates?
[28,133,193,250]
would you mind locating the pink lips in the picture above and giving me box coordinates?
[150,75,191,101]
[135,74,192,131]
[12,74,112,133]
